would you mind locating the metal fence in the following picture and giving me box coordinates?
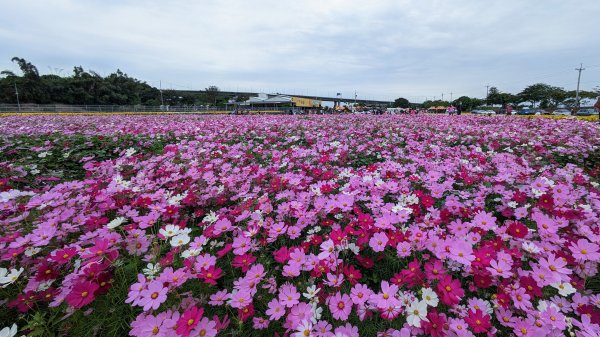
[0,104,290,113]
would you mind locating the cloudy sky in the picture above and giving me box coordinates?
[1,0,599,102]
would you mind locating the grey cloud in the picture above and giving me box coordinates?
[1,0,599,102]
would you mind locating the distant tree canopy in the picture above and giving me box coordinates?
[0,57,228,106]
[401,84,598,111]
[2,57,598,107]
[392,97,410,108]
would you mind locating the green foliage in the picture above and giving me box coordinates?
[0,58,161,105]
[392,97,410,108]
[453,96,482,111]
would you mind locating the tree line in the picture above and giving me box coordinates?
[0,57,236,106]
[393,84,599,110]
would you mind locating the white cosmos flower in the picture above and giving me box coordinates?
[552,282,576,297]
[125,148,136,157]
[0,268,24,287]
[406,300,428,328]
[170,234,190,247]
[24,247,41,257]
[311,303,322,323]
[303,285,320,300]
[0,323,18,337]
[346,243,360,255]
[159,224,181,238]
[106,217,126,229]
[522,241,541,254]
[181,248,202,259]
[142,263,160,278]
[202,211,219,224]
[422,288,439,307]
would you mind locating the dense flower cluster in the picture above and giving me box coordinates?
[0,115,599,336]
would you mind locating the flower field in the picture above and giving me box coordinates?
[0,114,599,337]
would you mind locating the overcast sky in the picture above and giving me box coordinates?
[1,0,599,102]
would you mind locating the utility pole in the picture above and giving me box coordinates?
[14,82,20,112]
[450,92,453,103]
[441,93,444,101]
[159,80,164,106]
[485,84,490,106]
[575,63,585,108]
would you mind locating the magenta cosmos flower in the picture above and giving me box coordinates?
[176,306,204,337]
[66,280,99,308]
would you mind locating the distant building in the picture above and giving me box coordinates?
[241,93,321,109]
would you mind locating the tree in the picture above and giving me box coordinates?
[204,85,220,106]
[0,57,162,104]
[517,83,557,108]
[393,97,410,108]
[453,96,482,111]
[10,57,39,79]
[548,87,567,107]
[487,87,502,105]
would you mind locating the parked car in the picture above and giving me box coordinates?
[471,109,495,115]
[575,108,596,116]
[516,108,533,115]
[552,109,571,116]
[531,108,550,115]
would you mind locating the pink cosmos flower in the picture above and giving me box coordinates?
[538,253,571,279]
[314,320,332,337]
[380,303,402,320]
[195,254,217,270]
[192,317,217,337]
[487,259,512,278]
[328,292,352,320]
[350,283,373,305]
[125,274,147,306]
[541,305,566,330]
[278,283,300,307]
[334,323,359,337]
[369,232,389,252]
[510,287,532,311]
[370,281,400,309]
[396,241,412,257]
[232,236,252,255]
[318,239,335,260]
[139,280,168,311]
[447,240,475,266]
[570,239,600,262]
[253,316,270,330]
[324,272,344,287]
[472,211,497,230]
[230,290,253,309]
[285,302,313,330]
[266,298,286,320]
[283,262,302,277]
[209,289,230,306]
[212,218,232,235]
[246,263,266,283]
